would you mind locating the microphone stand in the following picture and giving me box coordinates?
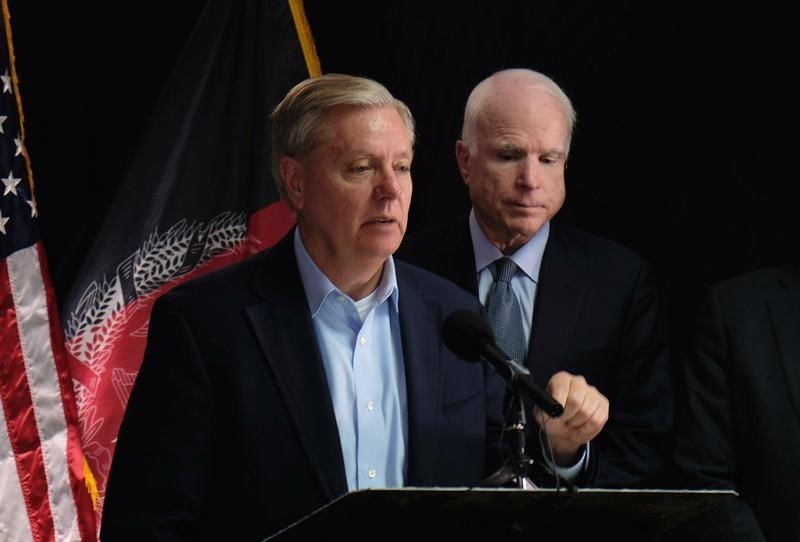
[483,374,576,491]
[483,390,536,488]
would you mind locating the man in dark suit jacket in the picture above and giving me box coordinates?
[398,68,673,488]
[669,264,800,541]
[100,74,505,541]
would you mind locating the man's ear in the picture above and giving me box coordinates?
[455,140,471,186]
[280,156,305,210]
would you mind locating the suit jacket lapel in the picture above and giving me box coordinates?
[769,267,800,427]
[397,266,442,485]
[245,234,347,499]
[527,223,587,381]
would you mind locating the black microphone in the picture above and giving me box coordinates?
[442,309,564,419]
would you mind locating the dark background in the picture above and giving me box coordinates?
[8,1,796,354]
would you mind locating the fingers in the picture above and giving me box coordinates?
[539,371,609,441]
[530,372,609,465]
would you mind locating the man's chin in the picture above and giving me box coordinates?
[359,239,402,261]
[507,221,544,238]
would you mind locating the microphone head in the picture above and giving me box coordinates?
[442,309,496,362]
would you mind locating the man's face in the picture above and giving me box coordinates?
[457,88,568,254]
[287,105,413,278]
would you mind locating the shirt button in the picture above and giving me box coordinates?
[367,468,377,479]
[367,400,375,411]
[337,296,345,303]
[359,336,367,346]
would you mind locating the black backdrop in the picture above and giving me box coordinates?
[8,0,796,355]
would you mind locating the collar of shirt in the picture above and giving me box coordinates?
[293,228,399,319]
[468,209,549,283]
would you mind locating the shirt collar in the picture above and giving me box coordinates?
[468,208,549,283]
[293,228,399,317]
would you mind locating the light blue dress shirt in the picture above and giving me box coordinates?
[468,211,588,478]
[294,230,407,491]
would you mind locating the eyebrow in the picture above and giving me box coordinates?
[493,142,525,155]
[493,142,565,159]
[345,147,413,159]
[542,149,566,159]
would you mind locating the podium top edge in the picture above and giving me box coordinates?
[347,487,738,496]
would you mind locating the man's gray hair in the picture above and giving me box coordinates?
[270,73,415,198]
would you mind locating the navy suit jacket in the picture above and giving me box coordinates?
[397,218,674,488]
[100,232,504,541]
[670,264,800,541]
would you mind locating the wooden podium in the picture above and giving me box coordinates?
[264,487,737,541]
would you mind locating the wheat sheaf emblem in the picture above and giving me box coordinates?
[65,211,247,370]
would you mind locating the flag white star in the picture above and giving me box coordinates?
[14,133,22,156]
[2,171,21,196]
[26,198,38,218]
[1,69,11,94]
[0,211,9,235]
[0,115,6,134]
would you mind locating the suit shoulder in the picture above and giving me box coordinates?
[711,264,799,301]
[396,222,465,266]
[168,251,264,296]
[152,248,277,318]
[553,221,650,268]
[395,259,478,306]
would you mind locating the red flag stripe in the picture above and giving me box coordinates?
[37,243,96,540]
[0,244,83,541]
[0,253,53,542]
[0,397,36,542]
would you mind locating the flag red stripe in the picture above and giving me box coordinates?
[246,200,295,253]
[0,260,55,542]
[36,243,97,540]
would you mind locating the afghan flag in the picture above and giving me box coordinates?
[60,0,320,525]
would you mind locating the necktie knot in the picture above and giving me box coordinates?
[494,258,517,284]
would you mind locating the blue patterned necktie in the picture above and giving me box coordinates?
[484,258,528,363]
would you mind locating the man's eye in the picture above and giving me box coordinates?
[540,155,561,165]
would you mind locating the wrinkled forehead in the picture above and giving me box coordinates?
[320,105,415,147]
[483,83,566,118]
[475,88,569,141]
[314,105,415,158]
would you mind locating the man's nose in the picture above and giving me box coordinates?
[374,166,404,199]
[517,157,540,189]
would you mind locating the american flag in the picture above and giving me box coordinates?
[0,2,97,540]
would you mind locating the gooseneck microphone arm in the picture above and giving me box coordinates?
[476,337,564,419]
[442,310,564,419]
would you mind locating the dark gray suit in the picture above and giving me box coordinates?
[397,218,674,488]
[100,231,505,541]
[671,264,800,541]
